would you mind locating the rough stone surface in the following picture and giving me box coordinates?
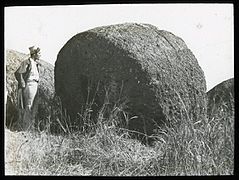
[55,23,207,135]
[6,49,55,129]
[207,78,234,118]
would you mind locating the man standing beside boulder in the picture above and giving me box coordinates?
[14,46,41,131]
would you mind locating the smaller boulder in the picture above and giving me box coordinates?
[207,78,234,118]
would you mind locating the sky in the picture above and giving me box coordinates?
[4,4,233,91]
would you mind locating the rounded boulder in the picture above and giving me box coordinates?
[55,23,207,135]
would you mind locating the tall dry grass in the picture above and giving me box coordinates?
[5,90,234,176]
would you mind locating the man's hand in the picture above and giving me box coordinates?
[20,81,26,88]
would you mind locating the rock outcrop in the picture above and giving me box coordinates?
[55,23,207,135]
[6,49,55,130]
[207,78,234,118]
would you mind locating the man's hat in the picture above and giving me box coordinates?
[29,46,40,55]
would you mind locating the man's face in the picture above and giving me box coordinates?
[32,51,41,60]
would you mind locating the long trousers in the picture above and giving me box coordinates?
[21,81,38,131]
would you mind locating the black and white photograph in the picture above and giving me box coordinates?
[4,3,234,176]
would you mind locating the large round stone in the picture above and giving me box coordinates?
[55,23,207,135]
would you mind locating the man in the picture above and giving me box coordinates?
[15,46,41,131]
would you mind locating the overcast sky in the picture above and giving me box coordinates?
[4,4,233,91]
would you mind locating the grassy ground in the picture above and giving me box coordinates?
[5,97,234,176]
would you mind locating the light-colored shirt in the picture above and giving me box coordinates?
[27,58,39,82]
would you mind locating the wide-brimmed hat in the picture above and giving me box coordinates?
[29,46,40,55]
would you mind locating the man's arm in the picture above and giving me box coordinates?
[14,60,29,88]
